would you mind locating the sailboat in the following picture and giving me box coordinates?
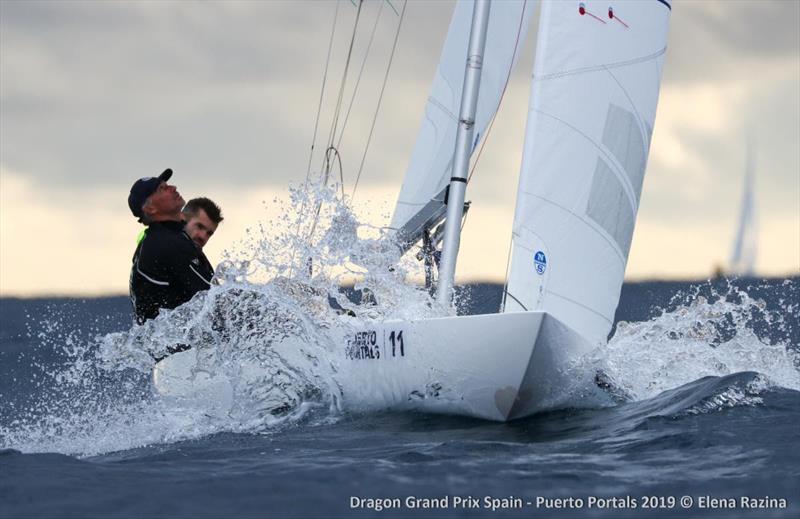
[729,137,757,276]
[154,0,672,422]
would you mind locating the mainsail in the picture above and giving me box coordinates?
[390,0,534,245]
[504,0,672,345]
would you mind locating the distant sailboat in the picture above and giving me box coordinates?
[729,137,757,276]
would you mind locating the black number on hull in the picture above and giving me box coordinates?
[389,330,405,357]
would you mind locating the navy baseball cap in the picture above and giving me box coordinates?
[128,168,173,219]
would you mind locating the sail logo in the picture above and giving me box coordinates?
[534,251,547,275]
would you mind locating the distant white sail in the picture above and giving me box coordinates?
[729,138,757,276]
[504,0,672,344]
[390,0,534,235]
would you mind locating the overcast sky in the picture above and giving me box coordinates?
[1,0,798,296]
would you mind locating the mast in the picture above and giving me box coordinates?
[436,0,491,305]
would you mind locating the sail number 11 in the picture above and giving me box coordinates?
[388,330,405,357]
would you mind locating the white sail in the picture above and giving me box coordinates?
[729,138,757,276]
[504,0,672,345]
[390,0,534,236]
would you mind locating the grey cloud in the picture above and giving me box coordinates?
[0,1,329,82]
[0,1,441,193]
[664,0,800,82]
[686,0,799,56]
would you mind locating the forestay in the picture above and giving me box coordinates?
[390,0,534,241]
[504,0,671,344]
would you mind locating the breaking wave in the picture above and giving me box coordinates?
[570,280,800,410]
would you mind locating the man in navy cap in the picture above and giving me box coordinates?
[128,168,215,325]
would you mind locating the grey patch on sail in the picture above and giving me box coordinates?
[586,158,634,255]
[602,103,646,200]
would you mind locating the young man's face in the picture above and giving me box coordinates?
[184,209,218,249]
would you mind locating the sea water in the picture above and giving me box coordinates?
[1,186,798,518]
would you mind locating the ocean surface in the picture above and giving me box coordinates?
[1,278,799,518]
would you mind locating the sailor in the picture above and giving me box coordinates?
[182,197,224,250]
[135,197,223,250]
[128,169,215,325]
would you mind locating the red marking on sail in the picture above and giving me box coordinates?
[608,7,629,28]
[578,3,607,24]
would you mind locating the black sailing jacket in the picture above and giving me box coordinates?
[129,220,214,324]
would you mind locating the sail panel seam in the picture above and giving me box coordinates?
[546,290,613,324]
[535,47,666,82]
[427,96,459,122]
[603,66,650,155]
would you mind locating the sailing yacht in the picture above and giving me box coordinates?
[729,138,758,276]
[154,0,672,421]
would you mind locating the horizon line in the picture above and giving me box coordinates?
[1,273,797,300]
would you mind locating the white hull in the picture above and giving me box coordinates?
[153,311,593,422]
[335,311,592,421]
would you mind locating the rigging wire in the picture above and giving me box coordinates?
[291,1,347,278]
[299,0,406,276]
[350,0,408,201]
[306,0,364,254]
[336,1,387,152]
[384,0,398,16]
[290,0,343,279]
[321,0,365,185]
[325,145,346,198]
[305,0,342,182]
